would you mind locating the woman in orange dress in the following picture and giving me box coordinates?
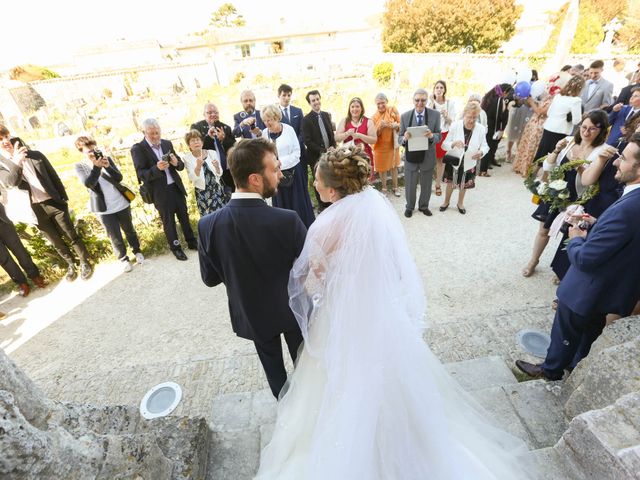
[372,93,401,196]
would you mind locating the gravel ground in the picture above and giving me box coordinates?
[1,154,562,420]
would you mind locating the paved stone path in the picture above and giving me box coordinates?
[1,157,563,425]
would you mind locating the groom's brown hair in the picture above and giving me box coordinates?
[228,138,278,189]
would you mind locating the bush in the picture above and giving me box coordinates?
[373,62,394,84]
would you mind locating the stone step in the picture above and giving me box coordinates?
[527,447,587,480]
[444,355,518,392]
[425,306,555,364]
[207,389,276,480]
[471,379,568,449]
[556,391,640,480]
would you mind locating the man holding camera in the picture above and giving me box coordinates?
[190,102,235,194]
[232,90,265,139]
[131,118,196,261]
[0,125,92,281]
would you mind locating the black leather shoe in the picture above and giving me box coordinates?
[491,160,502,167]
[457,206,466,215]
[420,208,432,217]
[404,209,413,218]
[439,204,449,212]
[172,249,188,261]
[187,242,198,251]
[80,262,93,280]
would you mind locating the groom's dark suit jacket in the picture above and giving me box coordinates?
[198,198,307,341]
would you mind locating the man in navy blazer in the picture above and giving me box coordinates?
[232,90,265,139]
[277,84,307,177]
[131,118,196,260]
[517,133,640,380]
[607,88,640,146]
[198,138,307,398]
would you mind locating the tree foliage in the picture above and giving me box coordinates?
[588,0,628,23]
[382,0,522,53]
[618,1,640,53]
[373,62,394,84]
[570,0,605,53]
[209,3,245,28]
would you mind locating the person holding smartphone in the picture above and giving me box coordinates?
[0,124,93,281]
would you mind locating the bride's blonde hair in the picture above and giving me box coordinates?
[316,145,370,197]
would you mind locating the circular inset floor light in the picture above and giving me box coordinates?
[516,329,551,358]
[140,382,182,420]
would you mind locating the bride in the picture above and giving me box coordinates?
[255,146,534,479]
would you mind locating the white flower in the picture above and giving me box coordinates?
[548,179,568,191]
[558,191,570,199]
[537,182,549,195]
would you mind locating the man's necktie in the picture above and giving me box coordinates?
[626,109,638,121]
[318,113,330,149]
[417,114,423,126]
[214,137,227,170]
[283,107,290,123]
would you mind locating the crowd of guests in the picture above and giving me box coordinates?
[1,63,640,379]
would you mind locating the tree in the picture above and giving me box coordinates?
[382,0,522,53]
[589,0,628,24]
[209,3,245,28]
[618,1,640,53]
[570,0,605,53]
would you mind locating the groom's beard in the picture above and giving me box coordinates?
[261,176,277,199]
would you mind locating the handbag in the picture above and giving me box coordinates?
[139,183,154,204]
[280,166,295,188]
[443,154,460,167]
[4,187,38,224]
[116,183,136,202]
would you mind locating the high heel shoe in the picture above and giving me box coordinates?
[439,204,449,212]
[392,188,401,197]
[522,260,539,277]
[457,205,466,214]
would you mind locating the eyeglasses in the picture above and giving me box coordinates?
[580,125,600,133]
[414,98,427,103]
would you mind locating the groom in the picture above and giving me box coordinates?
[198,138,307,398]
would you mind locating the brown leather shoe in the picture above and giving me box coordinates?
[18,283,30,297]
[515,360,546,379]
[31,275,48,289]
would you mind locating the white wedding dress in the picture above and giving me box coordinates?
[255,188,534,479]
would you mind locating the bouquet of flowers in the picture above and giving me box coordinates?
[524,156,599,213]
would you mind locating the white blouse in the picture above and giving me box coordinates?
[544,95,582,135]
[183,149,222,191]
[442,120,489,172]
[262,123,300,170]
[428,98,456,132]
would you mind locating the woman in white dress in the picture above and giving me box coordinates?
[255,145,534,479]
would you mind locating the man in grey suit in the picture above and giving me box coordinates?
[581,60,614,113]
[398,89,441,217]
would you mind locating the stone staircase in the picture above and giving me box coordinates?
[205,316,640,479]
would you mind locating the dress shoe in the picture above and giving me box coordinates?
[66,264,78,281]
[80,262,93,280]
[404,209,413,218]
[18,283,30,297]
[419,208,433,217]
[187,242,198,251]
[457,206,466,215]
[31,275,48,289]
[515,360,561,380]
[491,160,502,167]
[439,204,449,212]
[172,248,188,261]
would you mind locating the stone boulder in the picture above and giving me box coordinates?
[564,316,640,419]
[0,350,210,479]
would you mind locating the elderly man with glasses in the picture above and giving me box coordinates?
[398,89,442,217]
